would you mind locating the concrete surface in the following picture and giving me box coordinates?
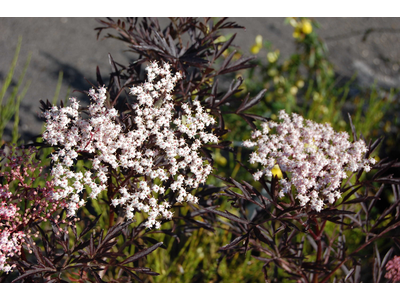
[1,17,400,142]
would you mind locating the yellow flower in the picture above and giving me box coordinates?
[251,44,261,54]
[272,164,283,179]
[267,50,280,63]
[301,20,313,35]
[250,35,263,54]
[215,36,227,44]
[293,28,301,39]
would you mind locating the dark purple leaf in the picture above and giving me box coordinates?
[204,208,249,225]
[12,267,57,282]
[120,242,163,265]
[236,89,267,113]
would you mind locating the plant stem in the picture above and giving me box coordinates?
[312,218,326,283]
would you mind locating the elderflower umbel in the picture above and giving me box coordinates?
[243,110,374,212]
[42,61,217,228]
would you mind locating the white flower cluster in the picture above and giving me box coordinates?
[0,201,22,273]
[42,61,217,228]
[0,229,24,273]
[0,202,16,219]
[243,110,375,212]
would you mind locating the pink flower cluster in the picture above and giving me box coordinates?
[0,146,61,273]
[42,61,218,229]
[243,110,375,212]
[0,190,21,273]
[385,255,400,282]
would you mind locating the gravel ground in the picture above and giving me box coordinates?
[1,17,400,142]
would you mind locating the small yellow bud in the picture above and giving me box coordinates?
[301,20,313,35]
[233,53,241,60]
[267,68,278,77]
[293,29,301,39]
[222,49,229,58]
[289,18,298,27]
[320,105,329,114]
[290,86,298,95]
[255,34,263,47]
[313,92,321,102]
[267,50,279,63]
[250,44,261,54]
[338,120,346,128]
[215,36,227,43]
[296,80,305,88]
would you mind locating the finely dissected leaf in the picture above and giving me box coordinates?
[230,177,252,200]
[236,89,267,113]
[180,216,215,232]
[88,233,95,257]
[368,137,383,156]
[375,177,400,185]
[241,180,268,209]
[108,53,122,92]
[204,207,249,225]
[79,214,102,239]
[119,242,163,265]
[372,160,398,180]
[12,267,57,282]
[89,268,105,283]
[219,233,248,251]
[343,196,380,205]
[309,209,355,217]
[381,248,394,272]
[120,266,144,282]
[141,237,167,249]
[215,33,236,59]
[254,226,274,245]
[215,77,243,107]
[97,221,132,251]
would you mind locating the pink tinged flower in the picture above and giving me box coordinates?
[245,110,374,212]
[41,61,216,229]
[385,256,400,282]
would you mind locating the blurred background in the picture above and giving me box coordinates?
[1,17,400,142]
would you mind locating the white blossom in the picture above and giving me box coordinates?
[42,61,217,228]
[244,110,374,212]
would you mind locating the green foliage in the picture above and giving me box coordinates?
[0,37,31,144]
[224,18,395,147]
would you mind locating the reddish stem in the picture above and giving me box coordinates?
[312,218,326,283]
